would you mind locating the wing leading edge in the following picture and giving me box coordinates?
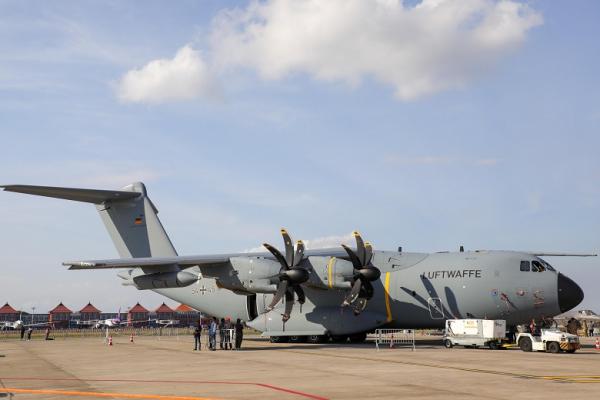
[64,247,349,270]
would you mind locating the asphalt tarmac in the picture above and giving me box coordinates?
[1,335,599,399]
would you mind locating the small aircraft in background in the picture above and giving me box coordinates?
[0,320,50,331]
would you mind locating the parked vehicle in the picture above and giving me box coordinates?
[516,329,580,353]
[444,319,506,350]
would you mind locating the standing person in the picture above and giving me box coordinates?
[26,327,33,340]
[219,318,226,350]
[224,318,233,350]
[20,324,26,340]
[235,319,244,350]
[45,326,51,340]
[193,323,202,351]
[208,317,217,351]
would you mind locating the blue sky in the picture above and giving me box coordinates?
[1,0,599,314]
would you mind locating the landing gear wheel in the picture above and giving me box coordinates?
[307,335,325,344]
[288,335,306,343]
[519,337,532,352]
[269,336,289,343]
[547,342,561,353]
[444,339,453,349]
[331,335,349,343]
[348,333,367,343]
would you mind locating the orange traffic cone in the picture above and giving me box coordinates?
[130,333,134,343]
[595,338,599,351]
[108,335,113,346]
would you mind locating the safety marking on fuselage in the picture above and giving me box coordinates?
[0,388,216,399]
[282,350,600,384]
[327,257,335,289]
[384,272,392,322]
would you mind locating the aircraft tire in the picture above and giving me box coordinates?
[288,335,306,343]
[349,333,367,343]
[307,335,325,344]
[519,337,532,352]
[331,335,349,343]
[547,342,561,353]
[444,339,453,349]
[269,336,289,343]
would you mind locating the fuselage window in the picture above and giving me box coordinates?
[531,260,545,272]
[520,261,530,271]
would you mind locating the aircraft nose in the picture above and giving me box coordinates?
[557,273,584,313]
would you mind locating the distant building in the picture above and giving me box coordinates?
[79,302,101,321]
[155,303,174,321]
[128,303,149,326]
[0,302,19,322]
[49,302,72,328]
[175,303,202,327]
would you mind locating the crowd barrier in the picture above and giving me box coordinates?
[374,329,415,351]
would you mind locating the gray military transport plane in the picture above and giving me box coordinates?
[1,183,594,343]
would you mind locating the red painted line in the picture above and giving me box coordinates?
[0,377,328,400]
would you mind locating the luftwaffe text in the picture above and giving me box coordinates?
[420,269,482,279]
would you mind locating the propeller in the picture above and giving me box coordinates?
[263,229,309,322]
[341,231,381,314]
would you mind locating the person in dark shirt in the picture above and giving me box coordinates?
[193,323,202,351]
[235,319,244,350]
[20,324,26,340]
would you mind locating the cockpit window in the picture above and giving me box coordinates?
[520,261,530,271]
[531,260,545,272]
[541,260,556,271]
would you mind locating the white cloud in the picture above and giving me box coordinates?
[210,0,542,100]
[116,45,217,103]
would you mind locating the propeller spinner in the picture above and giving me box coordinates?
[263,229,309,322]
[341,231,381,314]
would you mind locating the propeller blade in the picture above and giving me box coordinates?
[342,278,362,306]
[281,229,294,266]
[354,231,366,265]
[362,279,374,299]
[283,288,294,322]
[293,240,305,267]
[342,244,362,269]
[352,298,368,315]
[267,280,289,311]
[293,285,306,304]
[263,243,288,270]
[364,241,373,265]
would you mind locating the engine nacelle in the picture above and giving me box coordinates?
[222,257,280,293]
[305,256,353,289]
[133,270,197,290]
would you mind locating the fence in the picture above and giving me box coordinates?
[374,329,415,351]
[0,327,194,341]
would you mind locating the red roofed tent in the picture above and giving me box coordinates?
[49,302,72,328]
[128,303,149,326]
[79,302,101,321]
[155,303,174,320]
[0,302,20,322]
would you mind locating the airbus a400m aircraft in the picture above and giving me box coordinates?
[1,183,593,343]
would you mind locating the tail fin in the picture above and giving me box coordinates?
[1,182,177,258]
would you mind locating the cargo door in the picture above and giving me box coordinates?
[428,297,444,319]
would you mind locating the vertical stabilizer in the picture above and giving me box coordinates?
[97,182,177,258]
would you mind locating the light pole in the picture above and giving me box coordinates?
[31,306,36,324]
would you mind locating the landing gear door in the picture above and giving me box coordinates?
[428,297,444,319]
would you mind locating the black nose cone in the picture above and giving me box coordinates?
[558,273,584,313]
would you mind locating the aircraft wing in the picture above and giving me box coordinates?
[532,252,597,257]
[63,248,348,270]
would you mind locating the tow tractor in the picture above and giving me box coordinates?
[516,329,580,353]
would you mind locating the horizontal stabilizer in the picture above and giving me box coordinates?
[1,184,141,204]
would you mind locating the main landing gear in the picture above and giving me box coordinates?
[269,332,368,344]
